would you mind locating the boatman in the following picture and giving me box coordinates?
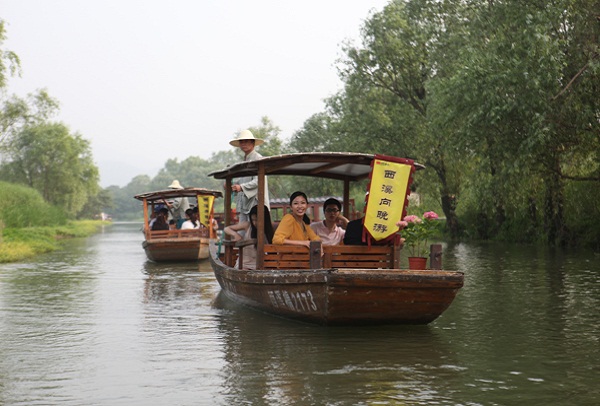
[166,179,190,229]
[229,129,270,223]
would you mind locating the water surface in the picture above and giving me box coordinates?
[1,223,598,405]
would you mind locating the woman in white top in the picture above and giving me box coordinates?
[180,208,200,230]
[224,205,274,270]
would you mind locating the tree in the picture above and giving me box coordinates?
[1,90,60,144]
[288,112,336,152]
[0,122,99,216]
[246,116,286,157]
[1,21,60,145]
[78,187,114,220]
[0,19,20,89]
[320,0,464,234]
[430,0,600,245]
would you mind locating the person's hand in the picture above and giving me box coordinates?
[336,215,349,229]
[232,184,242,193]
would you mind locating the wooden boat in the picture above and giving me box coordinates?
[134,188,222,262]
[208,152,464,325]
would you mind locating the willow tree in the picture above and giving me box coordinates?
[430,0,600,245]
[323,0,464,234]
[0,122,99,216]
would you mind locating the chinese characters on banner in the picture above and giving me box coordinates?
[364,157,414,241]
[197,195,215,228]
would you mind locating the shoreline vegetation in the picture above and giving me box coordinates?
[0,220,111,263]
[0,181,111,263]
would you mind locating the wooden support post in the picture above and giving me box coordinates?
[309,241,322,269]
[223,241,236,268]
[429,244,442,270]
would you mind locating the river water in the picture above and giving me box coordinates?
[0,222,598,405]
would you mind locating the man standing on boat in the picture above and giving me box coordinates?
[166,179,190,229]
[229,129,270,223]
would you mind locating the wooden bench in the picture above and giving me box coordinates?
[323,244,398,269]
[263,244,313,269]
[262,242,398,270]
[223,241,402,271]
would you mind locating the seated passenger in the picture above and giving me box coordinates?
[181,207,200,230]
[343,216,406,248]
[343,217,366,245]
[310,198,349,245]
[224,205,274,270]
[151,210,170,231]
[273,191,321,247]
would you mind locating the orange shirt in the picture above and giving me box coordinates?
[273,214,320,245]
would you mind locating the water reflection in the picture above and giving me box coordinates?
[440,241,600,405]
[212,292,462,405]
[0,238,102,405]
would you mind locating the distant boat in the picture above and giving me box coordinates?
[134,188,222,262]
[208,152,464,325]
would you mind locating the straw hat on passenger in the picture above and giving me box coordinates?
[168,180,183,189]
[229,129,264,147]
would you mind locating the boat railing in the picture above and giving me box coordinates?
[223,240,440,271]
[260,242,399,270]
[146,228,209,241]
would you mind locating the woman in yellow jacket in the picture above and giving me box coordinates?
[273,191,321,247]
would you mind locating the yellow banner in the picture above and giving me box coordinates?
[197,195,215,227]
[364,159,413,241]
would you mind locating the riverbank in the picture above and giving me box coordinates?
[0,220,111,263]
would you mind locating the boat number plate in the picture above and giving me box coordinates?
[268,289,318,312]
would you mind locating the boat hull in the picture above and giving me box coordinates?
[209,248,463,325]
[143,237,210,262]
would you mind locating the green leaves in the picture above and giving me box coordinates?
[0,122,99,217]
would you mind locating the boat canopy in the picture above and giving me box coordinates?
[134,188,223,202]
[209,152,424,182]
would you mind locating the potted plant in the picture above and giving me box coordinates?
[396,211,439,270]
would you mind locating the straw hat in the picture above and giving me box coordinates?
[229,129,264,147]
[168,180,183,189]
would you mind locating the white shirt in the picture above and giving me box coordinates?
[180,220,199,230]
[310,221,345,245]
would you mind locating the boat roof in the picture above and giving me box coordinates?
[133,187,223,201]
[209,152,424,182]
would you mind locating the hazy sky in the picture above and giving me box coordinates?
[2,0,388,186]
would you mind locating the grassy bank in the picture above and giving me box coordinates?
[0,220,111,263]
[0,181,111,263]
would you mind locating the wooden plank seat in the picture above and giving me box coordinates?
[263,244,312,270]
[261,243,397,270]
[323,245,397,269]
[223,241,398,270]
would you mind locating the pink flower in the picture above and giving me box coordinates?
[423,211,438,220]
[399,211,441,257]
[403,215,422,224]
[396,220,409,230]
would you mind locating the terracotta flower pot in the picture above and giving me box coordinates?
[408,256,427,270]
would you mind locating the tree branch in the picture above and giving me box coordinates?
[552,52,599,100]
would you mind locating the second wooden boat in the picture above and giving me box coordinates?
[134,187,222,262]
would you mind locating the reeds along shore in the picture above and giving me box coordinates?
[0,220,110,263]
